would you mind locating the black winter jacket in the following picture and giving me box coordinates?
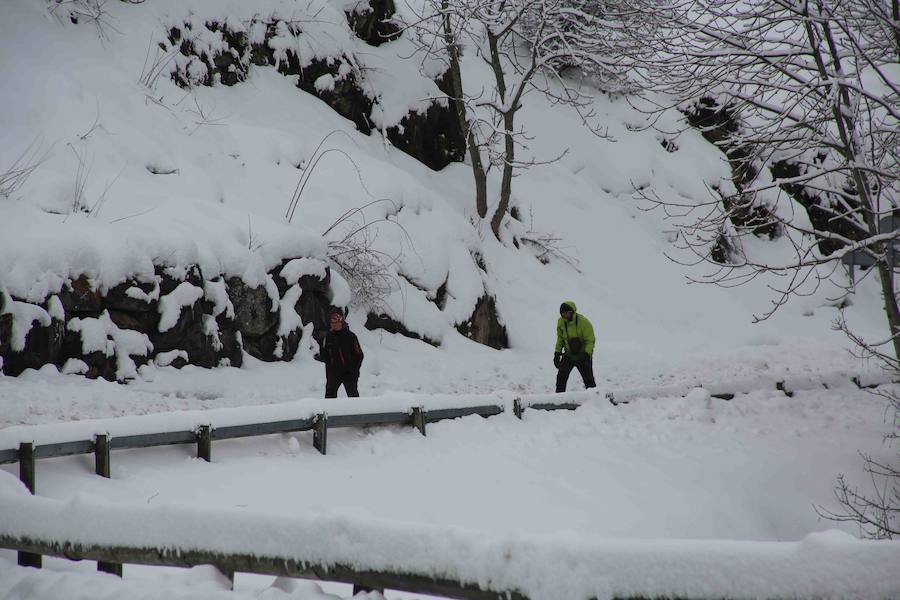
[322,325,364,374]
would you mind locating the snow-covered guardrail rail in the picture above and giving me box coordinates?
[2,474,899,600]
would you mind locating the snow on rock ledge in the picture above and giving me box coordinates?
[0,260,344,380]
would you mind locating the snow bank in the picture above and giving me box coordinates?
[0,471,897,600]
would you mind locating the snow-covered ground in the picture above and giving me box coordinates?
[1,0,898,598]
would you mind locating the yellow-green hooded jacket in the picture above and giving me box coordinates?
[555,300,595,359]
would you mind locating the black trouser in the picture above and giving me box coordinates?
[556,355,596,392]
[325,369,359,398]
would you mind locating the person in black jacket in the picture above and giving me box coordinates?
[321,307,364,398]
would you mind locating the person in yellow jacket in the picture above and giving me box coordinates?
[554,301,596,392]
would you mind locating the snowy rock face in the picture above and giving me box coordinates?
[165,9,463,170]
[685,98,866,260]
[455,294,509,350]
[0,261,338,380]
[346,0,402,46]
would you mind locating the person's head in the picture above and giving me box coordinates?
[559,302,575,321]
[328,308,345,331]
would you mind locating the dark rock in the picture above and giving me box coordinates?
[430,279,448,311]
[75,349,118,381]
[295,292,329,349]
[249,20,277,66]
[226,277,278,338]
[346,0,401,46]
[60,319,117,381]
[156,264,203,297]
[684,98,779,241]
[167,19,467,171]
[273,258,330,297]
[277,52,374,134]
[243,326,303,362]
[1,313,65,376]
[58,274,102,316]
[150,287,203,355]
[386,100,466,171]
[710,232,742,265]
[365,312,440,346]
[108,309,158,335]
[456,294,508,350]
[157,350,189,370]
[213,319,243,367]
[205,20,249,86]
[106,279,158,313]
[275,261,332,346]
[298,268,330,293]
[177,319,218,368]
[770,159,864,256]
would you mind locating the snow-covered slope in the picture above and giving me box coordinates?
[1,0,888,417]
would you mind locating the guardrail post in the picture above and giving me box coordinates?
[18,442,41,568]
[218,567,235,590]
[411,406,426,436]
[98,560,123,577]
[313,413,327,455]
[513,398,524,419]
[95,434,111,478]
[19,442,36,494]
[198,425,212,462]
[93,434,122,576]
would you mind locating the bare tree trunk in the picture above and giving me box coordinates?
[492,111,516,237]
[442,0,488,218]
[893,0,900,61]
[485,30,513,238]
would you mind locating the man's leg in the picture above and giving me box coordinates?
[556,357,576,392]
[344,374,360,397]
[576,357,596,389]
[325,369,340,398]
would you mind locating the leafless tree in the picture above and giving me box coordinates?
[627,0,899,538]
[405,0,653,239]
[631,0,900,358]
[815,314,900,540]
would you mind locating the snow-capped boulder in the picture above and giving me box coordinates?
[226,276,278,339]
[0,296,65,376]
[105,277,159,314]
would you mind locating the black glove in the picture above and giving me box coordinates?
[584,354,592,367]
[553,352,562,368]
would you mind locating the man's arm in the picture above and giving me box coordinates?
[582,317,596,356]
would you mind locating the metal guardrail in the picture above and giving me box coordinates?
[0,532,528,600]
[0,397,580,573]
[0,401,567,466]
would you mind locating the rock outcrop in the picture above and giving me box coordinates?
[0,259,338,381]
